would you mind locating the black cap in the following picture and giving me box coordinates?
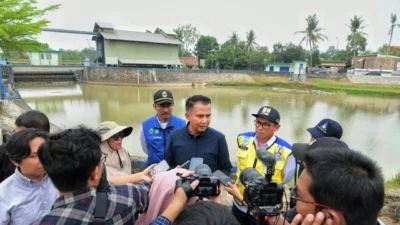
[252,106,280,124]
[292,137,349,161]
[153,90,174,105]
[306,119,343,139]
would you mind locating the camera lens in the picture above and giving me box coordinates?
[239,168,263,185]
[194,164,212,176]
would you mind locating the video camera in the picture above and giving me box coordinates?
[239,150,284,225]
[176,164,221,198]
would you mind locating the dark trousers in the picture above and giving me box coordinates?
[231,204,257,225]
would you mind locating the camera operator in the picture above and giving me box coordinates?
[267,145,385,225]
[36,127,154,224]
[150,170,238,225]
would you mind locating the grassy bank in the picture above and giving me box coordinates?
[208,75,400,97]
[385,172,400,189]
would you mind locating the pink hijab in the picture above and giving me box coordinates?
[136,168,198,225]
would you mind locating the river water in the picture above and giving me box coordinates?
[17,83,400,178]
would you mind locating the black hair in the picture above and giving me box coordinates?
[173,201,239,225]
[185,95,211,112]
[6,128,49,163]
[38,126,102,192]
[304,147,384,225]
[15,110,50,132]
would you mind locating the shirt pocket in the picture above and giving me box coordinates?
[236,149,249,172]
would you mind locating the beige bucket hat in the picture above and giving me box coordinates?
[96,121,133,142]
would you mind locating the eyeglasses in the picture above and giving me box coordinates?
[254,120,274,129]
[101,152,108,163]
[290,186,330,209]
[111,131,124,141]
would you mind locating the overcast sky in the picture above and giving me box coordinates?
[36,0,400,52]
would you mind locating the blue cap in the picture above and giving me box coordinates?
[252,106,280,124]
[307,119,343,139]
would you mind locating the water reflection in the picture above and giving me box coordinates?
[16,83,400,178]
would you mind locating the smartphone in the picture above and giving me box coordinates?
[189,157,204,171]
[150,160,170,176]
[213,170,235,187]
[180,160,191,169]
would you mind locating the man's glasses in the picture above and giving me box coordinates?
[101,152,108,163]
[111,131,125,141]
[290,186,330,209]
[254,120,274,129]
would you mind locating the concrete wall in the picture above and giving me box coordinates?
[104,40,179,65]
[347,74,400,85]
[84,67,254,84]
[353,56,400,70]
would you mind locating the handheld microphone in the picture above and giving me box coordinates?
[256,150,276,182]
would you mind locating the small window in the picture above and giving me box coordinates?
[39,54,45,60]
[46,54,52,60]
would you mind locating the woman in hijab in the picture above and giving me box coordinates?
[96,121,133,176]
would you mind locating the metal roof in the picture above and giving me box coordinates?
[100,29,182,45]
[119,58,182,65]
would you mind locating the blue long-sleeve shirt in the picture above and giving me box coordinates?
[164,125,232,176]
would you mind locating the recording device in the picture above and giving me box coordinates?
[180,160,191,169]
[188,157,203,171]
[149,160,170,176]
[240,150,284,225]
[213,170,235,187]
[176,164,221,198]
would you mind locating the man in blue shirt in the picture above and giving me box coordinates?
[164,95,232,175]
[0,128,58,225]
[140,90,186,166]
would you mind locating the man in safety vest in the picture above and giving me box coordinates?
[230,106,296,225]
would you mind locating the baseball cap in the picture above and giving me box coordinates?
[306,119,343,139]
[251,106,280,124]
[292,137,349,161]
[154,90,174,105]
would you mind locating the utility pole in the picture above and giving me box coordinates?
[336,37,339,50]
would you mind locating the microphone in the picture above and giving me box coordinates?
[256,150,276,182]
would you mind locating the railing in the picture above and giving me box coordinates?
[5,59,84,66]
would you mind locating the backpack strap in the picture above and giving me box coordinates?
[93,192,107,225]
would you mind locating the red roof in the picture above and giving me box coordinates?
[390,46,400,51]
[179,57,198,66]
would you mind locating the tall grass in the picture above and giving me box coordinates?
[385,172,400,189]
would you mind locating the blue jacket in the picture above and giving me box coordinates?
[142,115,186,165]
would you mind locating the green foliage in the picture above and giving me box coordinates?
[295,14,327,67]
[80,47,96,62]
[378,44,400,57]
[195,35,219,68]
[346,15,368,56]
[174,24,200,55]
[272,43,307,63]
[320,46,336,60]
[0,0,60,57]
[331,49,353,67]
[249,46,271,70]
[385,172,400,189]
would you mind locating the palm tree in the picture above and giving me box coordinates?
[229,31,240,47]
[294,14,327,68]
[387,13,400,55]
[346,15,367,57]
[246,30,257,69]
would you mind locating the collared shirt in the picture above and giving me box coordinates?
[253,135,296,184]
[164,124,233,175]
[0,168,58,225]
[36,182,151,225]
[149,216,172,225]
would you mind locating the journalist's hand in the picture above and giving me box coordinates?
[141,164,157,182]
[291,212,332,225]
[175,180,200,204]
[225,182,241,199]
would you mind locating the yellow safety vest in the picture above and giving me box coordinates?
[234,134,292,206]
